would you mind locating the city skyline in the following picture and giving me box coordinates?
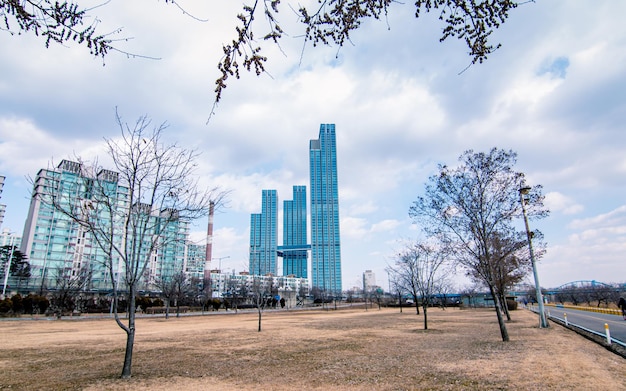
[0,3,625,290]
[247,124,343,294]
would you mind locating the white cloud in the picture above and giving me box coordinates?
[569,206,626,231]
[544,192,584,215]
[341,217,369,239]
[348,201,379,216]
[1,1,626,289]
[370,219,402,233]
[0,117,107,176]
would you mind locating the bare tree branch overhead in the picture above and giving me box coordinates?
[1,1,522,108]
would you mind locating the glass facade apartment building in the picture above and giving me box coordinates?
[20,160,190,292]
[309,124,342,294]
[282,185,308,278]
[249,189,278,276]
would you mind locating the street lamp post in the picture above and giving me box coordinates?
[519,186,549,328]
[212,256,230,274]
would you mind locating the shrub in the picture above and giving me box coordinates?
[0,298,13,313]
[22,295,34,313]
[22,294,50,314]
[11,294,24,313]
[210,299,222,311]
[37,295,50,313]
[136,296,152,312]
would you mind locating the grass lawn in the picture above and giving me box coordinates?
[0,306,624,390]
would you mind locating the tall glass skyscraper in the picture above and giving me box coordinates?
[309,124,342,294]
[282,185,307,278]
[249,189,278,275]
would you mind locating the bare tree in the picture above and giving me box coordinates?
[466,232,538,321]
[390,240,450,329]
[366,287,384,310]
[165,271,194,317]
[223,274,242,312]
[409,148,548,341]
[587,283,616,308]
[389,252,420,316]
[297,283,308,307]
[433,279,456,310]
[555,285,582,306]
[387,271,406,313]
[35,111,227,378]
[156,271,195,318]
[48,266,91,317]
[250,276,271,332]
[459,284,481,308]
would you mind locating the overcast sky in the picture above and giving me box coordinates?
[1,1,624,291]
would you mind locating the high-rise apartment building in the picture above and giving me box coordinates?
[20,160,189,292]
[249,189,278,275]
[282,185,307,278]
[309,124,342,294]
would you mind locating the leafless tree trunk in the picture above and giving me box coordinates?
[409,149,549,342]
[36,110,227,378]
[251,276,269,332]
[390,240,450,330]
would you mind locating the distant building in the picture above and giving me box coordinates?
[184,242,206,281]
[1,229,23,296]
[310,124,342,295]
[282,185,308,278]
[249,189,278,276]
[20,160,189,292]
[363,270,376,292]
[209,271,308,308]
[0,229,21,248]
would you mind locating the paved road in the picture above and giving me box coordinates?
[543,306,626,345]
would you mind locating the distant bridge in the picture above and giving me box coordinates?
[555,280,619,290]
[509,280,624,297]
[276,245,311,257]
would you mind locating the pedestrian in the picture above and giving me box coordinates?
[619,296,626,320]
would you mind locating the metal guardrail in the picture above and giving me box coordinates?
[527,305,626,351]
[545,303,622,316]
[545,311,626,348]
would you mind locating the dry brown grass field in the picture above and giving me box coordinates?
[0,306,624,390]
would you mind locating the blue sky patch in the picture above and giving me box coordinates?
[539,56,570,78]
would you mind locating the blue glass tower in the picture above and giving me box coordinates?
[309,124,342,294]
[282,185,308,278]
[249,189,278,275]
